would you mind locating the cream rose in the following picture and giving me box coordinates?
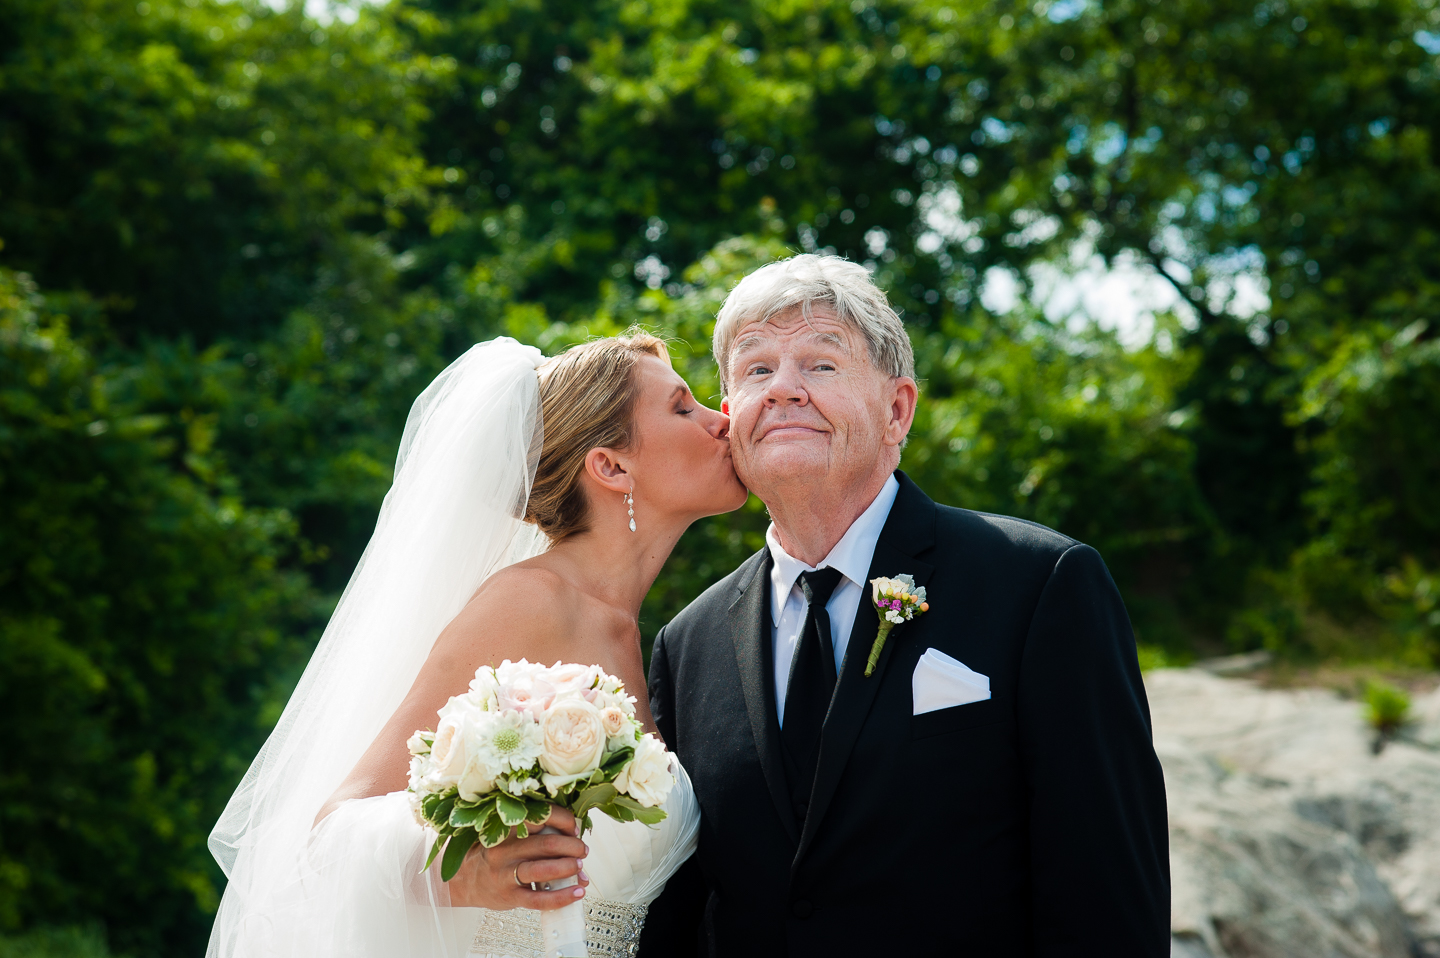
[428,713,469,784]
[598,706,628,739]
[615,734,675,807]
[539,697,607,779]
[457,754,496,802]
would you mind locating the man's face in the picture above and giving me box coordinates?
[724,307,911,498]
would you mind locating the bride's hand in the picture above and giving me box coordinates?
[445,807,591,911]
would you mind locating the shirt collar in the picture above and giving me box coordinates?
[766,473,900,599]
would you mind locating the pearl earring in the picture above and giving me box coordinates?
[625,492,636,533]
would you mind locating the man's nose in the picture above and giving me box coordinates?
[763,360,808,406]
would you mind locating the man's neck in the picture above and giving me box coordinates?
[764,464,895,566]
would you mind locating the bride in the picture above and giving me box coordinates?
[207,332,747,957]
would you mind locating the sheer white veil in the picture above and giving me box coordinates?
[207,338,549,951]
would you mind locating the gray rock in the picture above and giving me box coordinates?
[1148,669,1440,958]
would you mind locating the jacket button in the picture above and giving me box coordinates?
[791,900,812,919]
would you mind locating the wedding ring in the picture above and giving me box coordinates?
[513,864,525,887]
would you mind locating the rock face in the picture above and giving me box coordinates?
[1148,670,1440,958]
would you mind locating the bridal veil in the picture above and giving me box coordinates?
[207,339,551,956]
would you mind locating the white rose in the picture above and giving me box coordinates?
[428,712,470,785]
[495,658,545,686]
[539,697,608,779]
[468,667,500,708]
[496,660,559,719]
[614,734,675,808]
[870,576,896,603]
[458,753,497,802]
[545,662,598,694]
[406,731,431,756]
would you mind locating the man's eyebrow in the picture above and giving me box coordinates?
[733,329,847,354]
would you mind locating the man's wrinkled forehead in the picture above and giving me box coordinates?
[729,310,853,360]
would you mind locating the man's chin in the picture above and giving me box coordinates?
[735,447,830,491]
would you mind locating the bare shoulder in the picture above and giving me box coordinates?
[431,563,579,670]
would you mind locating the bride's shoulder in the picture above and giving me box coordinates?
[475,562,569,601]
[437,564,577,661]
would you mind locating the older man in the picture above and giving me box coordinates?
[641,255,1170,956]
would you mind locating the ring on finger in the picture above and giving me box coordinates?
[513,864,525,888]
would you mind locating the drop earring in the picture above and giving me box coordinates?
[625,492,636,532]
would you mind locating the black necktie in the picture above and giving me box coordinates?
[780,567,846,823]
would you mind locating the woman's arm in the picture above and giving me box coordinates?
[316,567,591,911]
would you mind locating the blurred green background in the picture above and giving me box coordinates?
[1,0,1437,953]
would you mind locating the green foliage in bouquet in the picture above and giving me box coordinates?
[415,741,665,882]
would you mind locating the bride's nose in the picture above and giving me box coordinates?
[703,405,730,441]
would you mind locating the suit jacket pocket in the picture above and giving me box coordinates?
[910,698,1002,739]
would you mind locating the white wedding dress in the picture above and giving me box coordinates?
[205,339,698,958]
[252,766,697,958]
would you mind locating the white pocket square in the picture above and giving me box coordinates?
[912,648,991,715]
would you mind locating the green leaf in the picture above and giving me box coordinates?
[599,801,637,823]
[427,794,457,827]
[423,834,445,873]
[495,792,528,828]
[439,828,478,882]
[450,798,490,828]
[479,808,509,848]
[594,795,668,826]
[609,795,668,826]
[572,782,619,817]
[524,797,553,825]
[600,746,634,776]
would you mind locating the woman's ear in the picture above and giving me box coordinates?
[583,447,631,495]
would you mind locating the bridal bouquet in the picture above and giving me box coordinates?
[408,659,674,875]
[406,659,674,956]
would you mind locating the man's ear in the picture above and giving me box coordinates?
[583,447,631,494]
[884,377,919,447]
[721,397,729,415]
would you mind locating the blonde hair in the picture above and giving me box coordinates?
[712,253,914,390]
[524,331,668,542]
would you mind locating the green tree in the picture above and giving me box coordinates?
[0,268,314,955]
[0,0,443,341]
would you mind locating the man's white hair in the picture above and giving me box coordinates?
[712,254,915,390]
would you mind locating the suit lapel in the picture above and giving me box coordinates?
[727,549,801,845]
[795,473,937,862]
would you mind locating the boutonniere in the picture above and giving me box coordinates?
[865,575,929,677]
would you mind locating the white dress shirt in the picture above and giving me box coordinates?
[767,474,899,725]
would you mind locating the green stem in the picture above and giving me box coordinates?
[864,622,895,677]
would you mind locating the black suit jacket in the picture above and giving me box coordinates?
[642,473,1170,956]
